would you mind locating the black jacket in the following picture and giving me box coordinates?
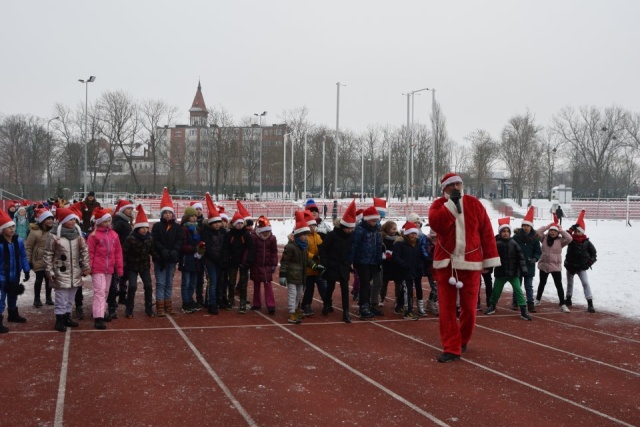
[319,227,353,283]
[222,227,255,268]
[112,212,133,246]
[151,218,184,268]
[494,236,527,278]
[564,236,597,273]
[392,237,423,281]
[201,225,226,267]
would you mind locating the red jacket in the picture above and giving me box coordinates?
[87,227,124,275]
[428,193,500,271]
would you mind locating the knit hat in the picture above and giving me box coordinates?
[293,211,310,235]
[88,191,96,197]
[407,212,420,224]
[115,199,135,213]
[440,172,463,190]
[160,187,174,214]
[231,211,244,226]
[94,207,112,225]
[55,207,79,226]
[0,208,15,231]
[35,207,53,224]
[183,206,198,218]
[498,217,511,233]
[190,201,203,211]
[305,199,319,212]
[522,206,535,227]
[205,193,221,223]
[340,199,357,228]
[402,221,419,235]
[304,210,317,226]
[362,206,380,221]
[133,204,149,229]
[574,209,586,233]
[256,215,272,233]
[236,200,252,221]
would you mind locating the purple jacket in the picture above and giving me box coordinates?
[250,232,278,283]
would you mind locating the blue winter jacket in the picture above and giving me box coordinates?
[349,221,383,265]
[0,235,30,283]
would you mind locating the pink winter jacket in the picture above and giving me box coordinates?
[536,226,572,273]
[87,227,124,276]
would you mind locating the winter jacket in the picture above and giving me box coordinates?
[382,234,398,282]
[81,198,101,232]
[564,235,597,273]
[201,225,226,267]
[513,227,542,277]
[494,236,527,278]
[536,226,572,273]
[250,232,278,283]
[222,227,255,268]
[280,241,314,285]
[179,223,200,272]
[320,226,353,283]
[14,209,30,240]
[43,225,90,289]
[305,231,323,276]
[349,221,383,266]
[87,227,124,276]
[392,237,423,281]
[112,212,133,246]
[25,223,51,271]
[151,218,184,269]
[0,235,30,284]
[122,231,156,273]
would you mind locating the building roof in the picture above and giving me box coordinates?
[189,80,207,113]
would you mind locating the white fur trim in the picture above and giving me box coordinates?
[133,222,149,229]
[0,220,15,231]
[59,213,79,226]
[521,220,534,227]
[220,213,229,220]
[498,224,511,232]
[257,226,272,233]
[403,227,419,235]
[233,218,245,226]
[118,203,135,213]
[440,174,463,189]
[363,214,380,221]
[340,219,356,227]
[576,226,585,233]
[294,226,310,235]
[192,202,203,210]
[207,216,222,224]
[95,213,112,225]
[548,225,559,231]
[36,211,54,223]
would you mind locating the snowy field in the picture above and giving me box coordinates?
[270,198,640,320]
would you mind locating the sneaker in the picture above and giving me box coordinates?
[302,305,314,317]
[46,298,55,306]
[190,302,203,312]
[437,352,461,363]
[394,307,405,315]
[94,318,106,330]
[534,299,541,306]
[371,306,384,316]
[520,311,532,321]
[208,306,219,315]
[484,305,496,315]
[417,309,427,318]
[560,304,570,313]
[181,304,195,314]
[404,312,419,321]
[359,309,375,320]
[238,306,247,314]
[288,313,301,324]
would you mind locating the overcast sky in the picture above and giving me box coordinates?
[1,0,639,144]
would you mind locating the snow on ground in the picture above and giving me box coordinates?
[269,198,640,320]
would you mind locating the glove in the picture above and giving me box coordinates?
[311,263,325,272]
[279,277,287,286]
[24,271,30,282]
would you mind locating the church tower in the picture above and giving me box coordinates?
[189,80,208,127]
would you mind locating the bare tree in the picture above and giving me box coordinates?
[140,99,179,192]
[465,129,498,197]
[431,101,450,185]
[208,105,236,199]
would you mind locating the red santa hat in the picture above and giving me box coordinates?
[498,217,511,233]
[440,172,463,190]
[256,215,272,233]
[160,187,174,214]
[522,206,535,227]
[236,200,252,221]
[373,197,387,214]
[402,221,419,235]
[115,199,135,213]
[190,200,203,211]
[362,206,380,221]
[218,205,229,222]
[340,199,357,228]
[293,211,310,235]
[93,207,112,225]
[205,193,221,224]
[549,213,559,231]
[575,209,586,233]
[133,204,149,229]
[231,211,245,226]
[35,207,53,224]
[55,207,79,226]
[304,210,317,226]
[0,208,15,231]
[355,209,364,222]
[69,201,85,219]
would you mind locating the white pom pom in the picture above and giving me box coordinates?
[449,277,457,286]
[456,281,463,289]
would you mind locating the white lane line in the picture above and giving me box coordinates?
[533,314,640,344]
[374,322,636,427]
[256,311,450,427]
[475,324,640,376]
[54,329,71,427]
[166,315,257,427]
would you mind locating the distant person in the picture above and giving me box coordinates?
[323,204,328,219]
[555,205,565,225]
[331,200,338,221]
[81,191,100,233]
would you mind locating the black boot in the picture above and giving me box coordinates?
[342,312,351,323]
[7,307,26,323]
[75,305,84,320]
[565,296,572,307]
[45,287,54,305]
[34,299,43,308]
[0,314,8,333]
[94,318,106,330]
[55,314,67,332]
[145,302,156,317]
[587,299,596,313]
[527,302,537,313]
[519,305,532,321]
[64,313,79,327]
[359,304,374,320]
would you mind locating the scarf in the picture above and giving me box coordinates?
[546,235,558,247]
[294,236,308,250]
[572,234,587,244]
[185,222,200,243]
[56,224,80,241]
[134,231,151,242]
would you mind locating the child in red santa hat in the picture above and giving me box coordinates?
[564,210,597,313]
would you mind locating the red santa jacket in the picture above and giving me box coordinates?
[428,193,500,271]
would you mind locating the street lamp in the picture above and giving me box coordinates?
[283,132,291,199]
[78,76,96,196]
[46,117,60,189]
[254,111,267,201]
[335,82,346,199]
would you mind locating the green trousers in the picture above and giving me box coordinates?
[490,277,526,306]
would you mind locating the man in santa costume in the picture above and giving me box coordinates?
[428,172,500,362]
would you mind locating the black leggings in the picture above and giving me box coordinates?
[33,271,51,301]
[536,271,565,305]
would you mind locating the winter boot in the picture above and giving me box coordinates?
[417,300,428,317]
[0,315,9,333]
[125,308,133,318]
[527,302,537,313]
[587,299,596,313]
[94,318,106,330]
[34,298,43,308]
[342,312,352,323]
[75,305,84,320]
[565,295,572,307]
[64,313,79,327]
[302,304,314,317]
[321,301,331,316]
[164,299,174,315]
[427,299,439,316]
[7,308,26,323]
[239,300,247,314]
[359,304,374,320]
[370,303,384,316]
[55,315,67,332]
[156,300,166,317]
[208,305,219,315]
[108,306,118,320]
[519,305,532,321]
[45,288,54,305]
